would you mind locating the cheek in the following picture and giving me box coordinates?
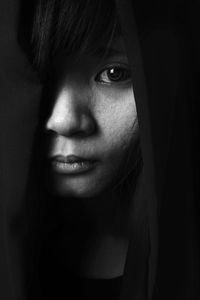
[97,87,138,152]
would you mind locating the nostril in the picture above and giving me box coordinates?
[43,89,97,137]
[44,112,97,137]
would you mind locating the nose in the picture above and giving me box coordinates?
[45,86,96,137]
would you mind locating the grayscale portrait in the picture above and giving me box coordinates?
[0,1,199,300]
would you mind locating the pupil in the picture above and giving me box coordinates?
[108,67,123,81]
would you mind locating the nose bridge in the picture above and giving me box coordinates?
[45,84,94,136]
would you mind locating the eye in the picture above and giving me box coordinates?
[95,65,131,84]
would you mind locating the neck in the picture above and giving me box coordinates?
[56,188,131,279]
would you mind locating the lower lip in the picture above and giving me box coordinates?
[50,160,97,175]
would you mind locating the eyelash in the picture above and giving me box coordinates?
[94,64,132,85]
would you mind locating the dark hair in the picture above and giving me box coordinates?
[31,0,143,201]
[31,0,121,76]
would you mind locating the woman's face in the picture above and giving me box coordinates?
[44,36,139,198]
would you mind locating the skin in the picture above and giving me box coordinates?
[44,36,139,278]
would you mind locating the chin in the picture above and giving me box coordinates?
[44,162,121,199]
[49,185,102,199]
[45,175,108,199]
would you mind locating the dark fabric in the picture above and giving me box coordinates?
[79,276,123,300]
[0,1,199,300]
[41,264,123,300]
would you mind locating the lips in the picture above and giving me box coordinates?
[48,155,98,174]
[50,155,91,163]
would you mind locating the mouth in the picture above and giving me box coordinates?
[48,155,98,175]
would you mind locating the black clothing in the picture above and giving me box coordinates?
[76,276,123,300]
[45,274,123,300]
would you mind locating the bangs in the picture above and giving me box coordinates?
[31,0,121,74]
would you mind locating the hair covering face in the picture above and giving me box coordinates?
[0,0,199,300]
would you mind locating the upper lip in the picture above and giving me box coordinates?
[49,155,96,163]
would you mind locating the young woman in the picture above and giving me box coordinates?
[29,0,143,299]
[0,0,199,300]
